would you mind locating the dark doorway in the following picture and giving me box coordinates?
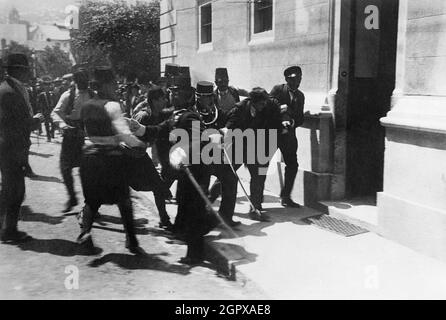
[344,0,399,198]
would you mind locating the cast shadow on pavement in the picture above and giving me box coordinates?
[88,252,192,275]
[21,205,66,225]
[29,151,54,158]
[28,175,62,183]
[17,238,103,257]
[92,225,151,236]
[97,214,149,227]
[217,194,318,239]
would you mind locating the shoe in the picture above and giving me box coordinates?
[281,197,301,208]
[125,239,144,255]
[24,169,37,178]
[223,219,241,227]
[77,233,98,255]
[62,197,78,213]
[248,209,271,222]
[127,245,146,255]
[77,231,92,245]
[159,219,174,231]
[208,192,219,204]
[179,256,203,265]
[1,230,32,243]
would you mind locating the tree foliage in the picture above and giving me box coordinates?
[37,45,72,78]
[71,0,160,82]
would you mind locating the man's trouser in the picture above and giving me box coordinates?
[246,163,270,210]
[0,160,26,233]
[278,132,298,199]
[207,164,238,222]
[44,117,55,141]
[60,131,84,201]
[79,198,138,248]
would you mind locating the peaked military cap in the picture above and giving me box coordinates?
[284,66,302,78]
[196,81,214,96]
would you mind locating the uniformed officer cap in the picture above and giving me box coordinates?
[215,68,229,81]
[249,87,269,103]
[196,81,214,96]
[93,66,115,84]
[284,66,302,78]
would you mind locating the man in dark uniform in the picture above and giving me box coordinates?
[223,88,282,222]
[52,68,95,213]
[156,66,195,194]
[0,53,44,243]
[166,86,219,264]
[270,66,305,208]
[194,81,239,227]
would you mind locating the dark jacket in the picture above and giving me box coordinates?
[0,78,40,164]
[225,98,281,165]
[270,84,305,128]
[37,90,54,118]
[214,86,240,112]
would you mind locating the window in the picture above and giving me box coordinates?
[199,3,212,45]
[253,0,273,34]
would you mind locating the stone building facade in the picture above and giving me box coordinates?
[160,0,446,262]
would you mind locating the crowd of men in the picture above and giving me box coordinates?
[0,53,305,265]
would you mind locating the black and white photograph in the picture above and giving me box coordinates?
[1,0,446,304]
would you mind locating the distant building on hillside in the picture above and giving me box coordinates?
[28,24,71,54]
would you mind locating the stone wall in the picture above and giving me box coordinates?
[379,0,446,262]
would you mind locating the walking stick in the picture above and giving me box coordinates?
[222,146,261,215]
[181,165,240,238]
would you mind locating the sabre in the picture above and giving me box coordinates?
[221,144,261,215]
[181,165,240,238]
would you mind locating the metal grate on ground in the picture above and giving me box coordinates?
[303,215,369,237]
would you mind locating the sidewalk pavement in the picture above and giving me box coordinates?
[143,165,446,300]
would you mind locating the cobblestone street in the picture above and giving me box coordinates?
[0,133,266,299]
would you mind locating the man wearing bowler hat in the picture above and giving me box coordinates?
[0,53,44,243]
[270,66,305,208]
